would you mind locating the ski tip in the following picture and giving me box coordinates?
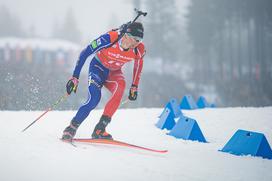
[60,138,77,147]
[151,149,168,153]
[160,150,168,153]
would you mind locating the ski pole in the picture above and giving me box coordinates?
[121,99,129,105]
[22,93,69,132]
[119,99,130,109]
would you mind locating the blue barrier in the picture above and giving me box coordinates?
[156,108,176,130]
[197,96,210,108]
[220,129,272,159]
[180,95,198,110]
[166,98,182,118]
[168,116,207,142]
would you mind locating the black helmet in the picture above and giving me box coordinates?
[126,22,144,39]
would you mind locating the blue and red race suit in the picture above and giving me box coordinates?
[72,31,145,124]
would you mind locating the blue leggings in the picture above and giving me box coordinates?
[73,57,109,124]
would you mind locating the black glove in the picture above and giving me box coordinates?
[128,85,138,101]
[66,77,79,95]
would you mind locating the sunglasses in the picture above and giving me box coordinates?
[126,33,142,43]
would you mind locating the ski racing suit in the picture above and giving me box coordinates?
[72,31,145,124]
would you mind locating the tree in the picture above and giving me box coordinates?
[145,0,182,63]
[52,8,81,43]
[0,5,25,37]
[187,0,272,106]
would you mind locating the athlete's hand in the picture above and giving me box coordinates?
[66,77,79,95]
[128,85,138,101]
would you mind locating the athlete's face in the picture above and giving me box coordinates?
[121,34,141,49]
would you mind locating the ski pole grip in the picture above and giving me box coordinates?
[134,8,147,17]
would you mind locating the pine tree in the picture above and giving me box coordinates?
[0,5,24,37]
[52,8,81,43]
[145,0,181,62]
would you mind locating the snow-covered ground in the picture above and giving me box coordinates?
[1,107,272,181]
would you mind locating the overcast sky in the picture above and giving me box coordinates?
[0,0,189,43]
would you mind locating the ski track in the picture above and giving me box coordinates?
[0,107,272,181]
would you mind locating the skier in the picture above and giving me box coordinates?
[62,22,145,141]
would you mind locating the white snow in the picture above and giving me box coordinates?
[1,107,272,181]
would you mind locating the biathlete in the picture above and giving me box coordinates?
[62,22,145,141]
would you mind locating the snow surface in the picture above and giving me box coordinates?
[1,107,272,181]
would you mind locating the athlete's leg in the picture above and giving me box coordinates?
[62,58,109,140]
[91,70,126,140]
[103,70,126,117]
[72,58,109,124]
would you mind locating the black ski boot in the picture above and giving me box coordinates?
[62,120,80,141]
[92,115,113,140]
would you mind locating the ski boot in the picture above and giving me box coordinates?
[92,115,113,140]
[62,119,80,141]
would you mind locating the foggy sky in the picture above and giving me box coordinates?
[0,0,133,42]
[0,0,189,43]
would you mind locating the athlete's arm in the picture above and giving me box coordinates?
[132,43,145,87]
[72,31,118,79]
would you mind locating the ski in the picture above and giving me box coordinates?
[60,138,77,147]
[72,138,168,154]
